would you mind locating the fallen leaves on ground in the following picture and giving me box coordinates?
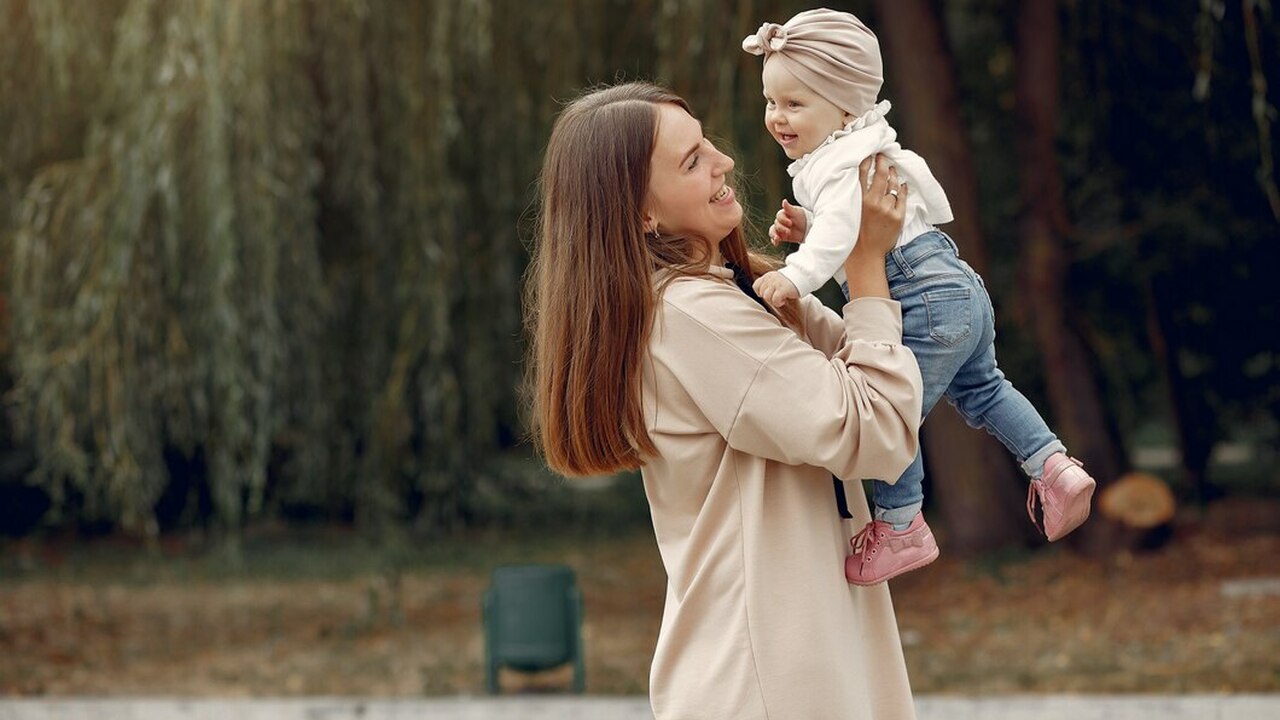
[1,498,1276,695]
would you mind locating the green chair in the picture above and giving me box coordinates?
[482,563,585,694]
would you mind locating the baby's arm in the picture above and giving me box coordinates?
[769,200,809,245]
[777,166,864,297]
[753,270,800,308]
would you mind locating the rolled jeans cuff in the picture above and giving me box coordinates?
[1022,441,1067,479]
[875,501,923,528]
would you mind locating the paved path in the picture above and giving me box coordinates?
[1,696,1277,719]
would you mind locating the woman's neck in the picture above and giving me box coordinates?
[704,239,724,267]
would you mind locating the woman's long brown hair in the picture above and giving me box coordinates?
[525,81,797,476]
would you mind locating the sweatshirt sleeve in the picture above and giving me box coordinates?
[657,281,923,482]
[778,164,863,297]
[798,294,847,359]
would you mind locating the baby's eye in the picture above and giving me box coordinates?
[787,101,801,109]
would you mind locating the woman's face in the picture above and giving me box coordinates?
[645,103,741,247]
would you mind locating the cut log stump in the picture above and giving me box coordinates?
[1098,471,1177,549]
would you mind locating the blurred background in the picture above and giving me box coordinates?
[0,0,1277,699]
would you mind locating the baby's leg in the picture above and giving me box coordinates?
[870,331,973,526]
[847,242,980,585]
[943,280,1064,478]
[943,279,1096,540]
[870,259,986,526]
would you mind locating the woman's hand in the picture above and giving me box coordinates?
[843,154,907,301]
[855,154,907,257]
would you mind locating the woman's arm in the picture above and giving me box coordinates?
[802,154,910,356]
[657,290,921,482]
[843,155,905,301]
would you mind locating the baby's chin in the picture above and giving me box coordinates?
[784,141,823,160]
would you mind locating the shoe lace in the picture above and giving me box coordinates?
[1026,481,1044,535]
[851,521,881,558]
[1027,455,1085,536]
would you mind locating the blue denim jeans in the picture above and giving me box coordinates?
[844,231,1064,526]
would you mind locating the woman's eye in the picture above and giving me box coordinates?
[689,154,700,170]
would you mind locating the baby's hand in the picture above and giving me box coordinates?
[753,271,800,308]
[768,199,809,246]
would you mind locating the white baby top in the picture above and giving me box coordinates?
[780,101,954,297]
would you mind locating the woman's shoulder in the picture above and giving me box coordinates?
[653,274,789,361]
[659,274,760,327]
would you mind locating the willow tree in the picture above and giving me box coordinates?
[0,0,828,535]
[0,0,540,534]
[3,0,329,533]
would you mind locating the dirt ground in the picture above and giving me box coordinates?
[1,497,1277,696]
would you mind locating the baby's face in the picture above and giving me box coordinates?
[761,59,852,160]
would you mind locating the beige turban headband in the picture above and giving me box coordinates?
[742,8,883,118]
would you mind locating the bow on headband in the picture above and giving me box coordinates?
[742,22,787,55]
[739,9,885,118]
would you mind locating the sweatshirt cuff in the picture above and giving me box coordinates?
[842,297,904,344]
[778,265,820,298]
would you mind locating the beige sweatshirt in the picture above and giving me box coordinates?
[640,264,923,720]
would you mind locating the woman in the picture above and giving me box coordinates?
[526,81,923,719]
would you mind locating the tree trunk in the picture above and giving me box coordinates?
[1143,277,1216,504]
[875,0,1034,552]
[1015,0,1127,554]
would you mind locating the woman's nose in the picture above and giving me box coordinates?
[714,149,735,175]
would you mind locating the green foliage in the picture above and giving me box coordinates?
[0,0,1276,535]
[0,0,522,534]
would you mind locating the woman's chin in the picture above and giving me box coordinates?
[718,212,743,238]
[725,200,744,224]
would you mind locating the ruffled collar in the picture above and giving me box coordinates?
[788,99,892,177]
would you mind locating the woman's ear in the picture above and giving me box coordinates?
[642,212,658,237]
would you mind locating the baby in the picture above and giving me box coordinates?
[743,8,1097,585]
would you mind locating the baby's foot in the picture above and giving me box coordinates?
[845,513,939,586]
[1028,452,1096,541]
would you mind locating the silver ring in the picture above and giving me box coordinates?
[888,188,900,198]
